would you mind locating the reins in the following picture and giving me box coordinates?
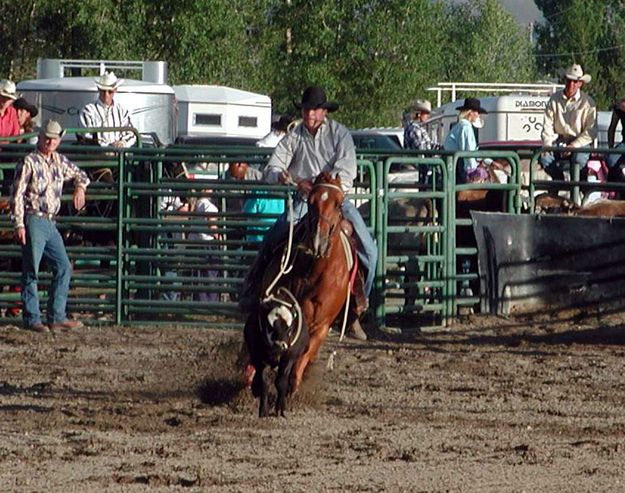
[262,190,296,299]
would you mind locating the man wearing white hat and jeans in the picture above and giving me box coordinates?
[79,71,137,148]
[11,120,90,332]
[540,63,597,180]
[0,80,20,140]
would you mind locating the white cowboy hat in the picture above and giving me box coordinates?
[410,99,432,114]
[0,80,18,100]
[41,119,65,139]
[94,71,124,91]
[564,64,591,84]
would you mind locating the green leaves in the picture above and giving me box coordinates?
[0,0,573,128]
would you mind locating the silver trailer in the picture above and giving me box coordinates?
[17,59,177,145]
[174,84,271,139]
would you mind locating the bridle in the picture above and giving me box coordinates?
[308,181,344,244]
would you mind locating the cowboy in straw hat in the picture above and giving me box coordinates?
[11,119,90,333]
[404,98,436,151]
[79,71,136,148]
[540,63,597,180]
[0,80,20,140]
[239,85,376,340]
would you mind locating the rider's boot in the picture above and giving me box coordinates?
[347,319,367,341]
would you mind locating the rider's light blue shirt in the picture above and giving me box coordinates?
[444,118,478,171]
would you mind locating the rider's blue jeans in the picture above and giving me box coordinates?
[540,149,590,179]
[607,142,625,168]
[21,214,72,326]
[261,197,378,298]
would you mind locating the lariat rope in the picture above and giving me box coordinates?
[262,177,353,346]
[260,286,303,349]
[263,181,297,300]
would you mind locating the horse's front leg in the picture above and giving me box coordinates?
[291,322,329,393]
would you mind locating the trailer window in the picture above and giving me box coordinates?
[195,113,222,126]
[239,116,258,128]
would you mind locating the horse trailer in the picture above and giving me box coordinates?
[174,85,271,139]
[424,82,565,147]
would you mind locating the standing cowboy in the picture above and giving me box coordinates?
[240,86,377,340]
[540,64,597,180]
[403,99,436,151]
[79,71,136,148]
[11,120,90,332]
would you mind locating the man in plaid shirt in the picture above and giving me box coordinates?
[403,99,436,151]
[11,120,90,332]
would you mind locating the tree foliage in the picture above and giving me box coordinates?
[535,0,625,108]
[0,0,541,127]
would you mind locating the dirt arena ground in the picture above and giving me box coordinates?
[1,305,625,492]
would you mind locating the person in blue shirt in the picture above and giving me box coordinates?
[242,193,285,243]
[444,98,488,183]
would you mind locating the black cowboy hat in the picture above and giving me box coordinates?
[293,86,339,112]
[456,97,488,114]
[13,97,38,118]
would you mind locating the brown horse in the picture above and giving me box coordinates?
[253,171,352,395]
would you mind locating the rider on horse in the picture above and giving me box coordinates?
[239,86,377,340]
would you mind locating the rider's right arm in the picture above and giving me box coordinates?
[264,134,293,184]
[541,99,557,147]
[11,159,31,230]
[608,110,619,148]
[79,104,96,142]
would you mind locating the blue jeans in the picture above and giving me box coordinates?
[607,142,625,168]
[263,198,378,297]
[21,215,72,326]
[540,148,590,180]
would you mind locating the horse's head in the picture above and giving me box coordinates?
[307,172,344,257]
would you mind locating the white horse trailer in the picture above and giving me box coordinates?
[174,85,271,139]
[425,82,564,146]
[17,58,177,145]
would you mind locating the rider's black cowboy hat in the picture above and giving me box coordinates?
[456,97,488,114]
[293,86,339,112]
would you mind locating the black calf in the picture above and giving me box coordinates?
[244,288,309,417]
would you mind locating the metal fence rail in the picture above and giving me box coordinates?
[0,141,553,331]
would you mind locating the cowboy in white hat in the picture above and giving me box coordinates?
[404,99,436,151]
[540,63,597,180]
[0,79,20,140]
[79,71,136,148]
[11,119,91,333]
